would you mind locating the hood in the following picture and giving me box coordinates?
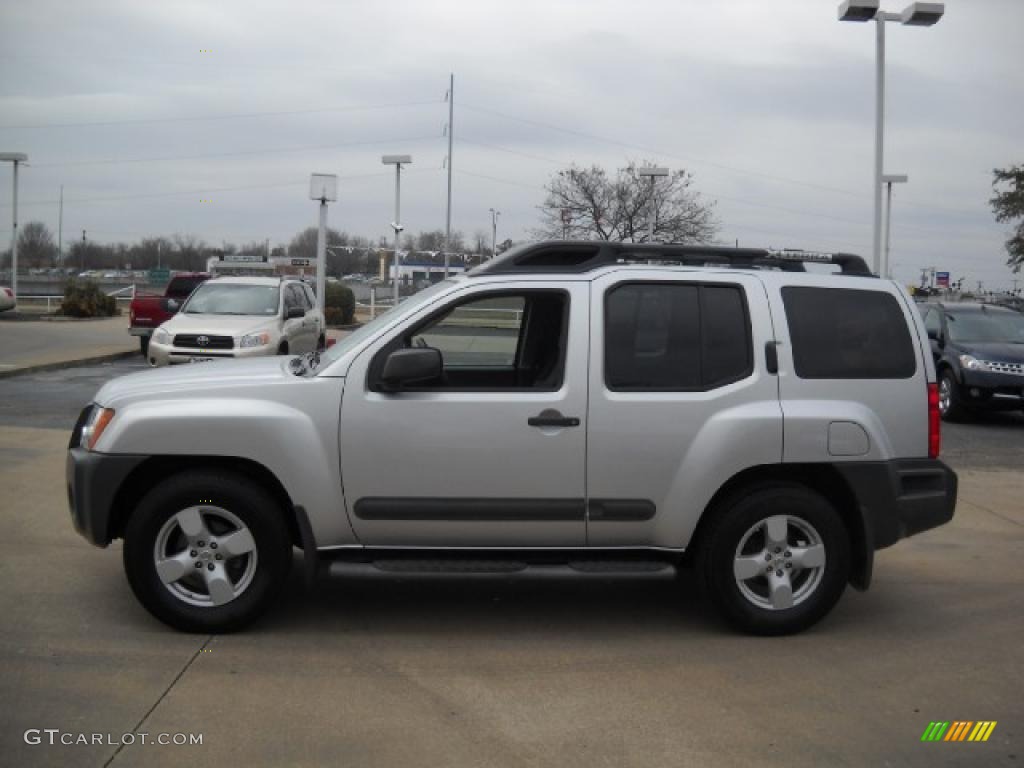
[161,312,278,338]
[94,356,294,407]
[955,341,1024,364]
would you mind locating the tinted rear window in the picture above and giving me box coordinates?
[605,282,751,390]
[782,286,916,379]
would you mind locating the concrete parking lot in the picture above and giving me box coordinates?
[0,361,1020,767]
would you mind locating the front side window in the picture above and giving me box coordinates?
[182,283,281,316]
[782,286,916,379]
[374,290,568,391]
[605,282,752,391]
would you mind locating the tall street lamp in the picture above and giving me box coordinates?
[489,208,500,260]
[881,173,908,279]
[838,1,944,275]
[382,155,411,305]
[638,166,669,243]
[309,174,338,314]
[1,152,28,298]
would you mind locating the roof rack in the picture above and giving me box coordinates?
[469,241,874,277]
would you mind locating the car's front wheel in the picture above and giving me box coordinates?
[939,369,966,422]
[696,484,849,635]
[123,470,292,632]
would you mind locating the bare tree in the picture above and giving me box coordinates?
[18,221,58,268]
[172,234,208,272]
[535,161,718,243]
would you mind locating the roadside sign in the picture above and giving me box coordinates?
[291,258,311,267]
[148,268,171,285]
[936,272,950,287]
[220,253,266,263]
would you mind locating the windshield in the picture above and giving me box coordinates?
[314,280,456,370]
[946,310,1024,344]
[183,283,281,316]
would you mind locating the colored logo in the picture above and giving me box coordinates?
[921,721,997,742]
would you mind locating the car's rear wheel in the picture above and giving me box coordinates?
[139,336,150,357]
[939,369,966,422]
[277,341,289,355]
[123,470,292,632]
[696,484,849,635]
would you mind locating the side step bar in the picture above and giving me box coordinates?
[325,559,677,581]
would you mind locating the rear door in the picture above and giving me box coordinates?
[586,270,782,549]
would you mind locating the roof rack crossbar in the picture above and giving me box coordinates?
[471,241,874,277]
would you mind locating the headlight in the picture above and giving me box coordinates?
[239,332,271,348]
[152,327,170,344]
[80,407,115,451]
[959,354,990,371]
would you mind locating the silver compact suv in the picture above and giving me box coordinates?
[67,241,957,635]
[147,276,325,366]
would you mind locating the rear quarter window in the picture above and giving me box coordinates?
[781,286,916,379]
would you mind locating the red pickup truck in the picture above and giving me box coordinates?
[129,273,209,355]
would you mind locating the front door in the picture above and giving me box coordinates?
[338,281,589,547]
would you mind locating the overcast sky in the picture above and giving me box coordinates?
[1,0,1021,288]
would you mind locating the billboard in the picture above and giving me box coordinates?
[936,272,950,288]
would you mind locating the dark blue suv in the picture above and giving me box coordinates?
[919,302,1024,420]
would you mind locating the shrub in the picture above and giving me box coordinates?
[61,279,118,317]
[324,282,355,326]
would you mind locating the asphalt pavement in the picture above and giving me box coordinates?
[0,360,1021,767]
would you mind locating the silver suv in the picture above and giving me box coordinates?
[67,241,957,635]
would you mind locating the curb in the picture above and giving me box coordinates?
[0,351,139,380]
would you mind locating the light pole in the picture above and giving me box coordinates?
[444,73,454,278]
[1,153,28,298]
[881,173,907,279]
[489,208,500,260]
[838,1,944,275]
[309,174,338,314]
[638,166,669,243]
[383,155,411,305]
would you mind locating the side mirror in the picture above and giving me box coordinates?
[165,298,179,311]
[927,328,943,345]
[380,347,442,390]
[286,306,306,319]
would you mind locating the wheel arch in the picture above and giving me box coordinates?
[685,463,872,590]
[108,456,303,549]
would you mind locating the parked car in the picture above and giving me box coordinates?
[919,301,1024,420]
[0,286,15,312]
[129,273,209,356]
[68,241,956,635]
[146,276,324,366]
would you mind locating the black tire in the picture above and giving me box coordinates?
[317,334,326,352]
[695,484,849,636]
[139,336,150,357]
[277,341,289,355]
[123,470,292,633]
[939,369,967,422]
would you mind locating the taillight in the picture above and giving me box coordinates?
[927,382,941,458]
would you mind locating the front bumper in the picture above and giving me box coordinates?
[147,339,275,366]
[958,369,1024,410]
[835,458,958,552]
[66,447,146,547]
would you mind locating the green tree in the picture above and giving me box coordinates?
[991,164,1024,272]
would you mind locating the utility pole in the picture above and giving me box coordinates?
[81,230,86,271]
[58,185,64,265]
[489,208,500,260]
[444,73,454,279]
